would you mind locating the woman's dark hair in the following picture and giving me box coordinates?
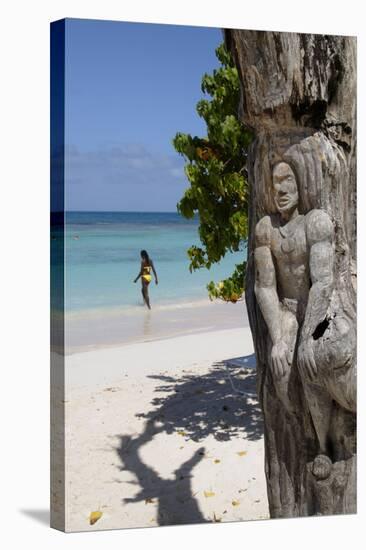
[140,250,150,263]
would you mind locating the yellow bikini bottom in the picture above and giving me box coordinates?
[142,274,152,283]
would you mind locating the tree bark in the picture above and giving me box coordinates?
[225,30,356,517]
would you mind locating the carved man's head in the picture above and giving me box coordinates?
[272,162,299,217]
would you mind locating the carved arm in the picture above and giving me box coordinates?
[298,210,334,380]
[302,210,334,339]
[254,220,281,344]
[254,217,291,377]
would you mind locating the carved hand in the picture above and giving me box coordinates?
[270,341,293,378]
[298,339,317,381]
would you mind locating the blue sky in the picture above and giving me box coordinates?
[64,19,222,211]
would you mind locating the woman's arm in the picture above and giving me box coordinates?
[133,262,143,283]
[151,260,158,284]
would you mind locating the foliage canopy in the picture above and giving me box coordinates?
[172,43,252,302]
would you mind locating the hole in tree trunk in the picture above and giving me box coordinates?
[312,318,330,340]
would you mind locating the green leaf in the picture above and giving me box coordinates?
[172,43,252,302]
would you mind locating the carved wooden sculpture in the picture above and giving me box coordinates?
[225,30,356,517]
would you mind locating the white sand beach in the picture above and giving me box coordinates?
[62,326,269,532]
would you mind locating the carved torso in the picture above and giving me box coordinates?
[270,214,310,304]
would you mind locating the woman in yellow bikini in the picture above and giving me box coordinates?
[133,250,158,310]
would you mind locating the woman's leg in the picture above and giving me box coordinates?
[141,281,151,309]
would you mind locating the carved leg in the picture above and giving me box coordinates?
[302,317,357,512]
[272,308,298,413]
[329,403,356,462]
[262,329,305,518]
[306,453,357,515]
[301,381,334,458]
[313,312,356,414]
[262,380,300,517]
[310,311,356,461]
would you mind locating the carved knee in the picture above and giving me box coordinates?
[313,315,356,412]
[312,454,333,481]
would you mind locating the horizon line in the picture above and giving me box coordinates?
[64,210,183,214]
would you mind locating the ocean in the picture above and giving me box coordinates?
[64,211,246,314]
[51,211,248,351]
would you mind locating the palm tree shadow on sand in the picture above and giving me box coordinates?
[115,356,263,526]
[116,421,208,525]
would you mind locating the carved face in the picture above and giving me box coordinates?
[272,162,299,216]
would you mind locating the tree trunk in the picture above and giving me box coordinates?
[225,30,357,517]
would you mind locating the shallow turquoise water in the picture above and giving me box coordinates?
[63,212,246,312]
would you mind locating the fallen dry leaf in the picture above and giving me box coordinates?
[214,459,221,464]
[237,451,247,457]
[177,430,187,436]
[212,512,222,522]
[204,490,216,498]
[232,500,240,507]
[89,511,103,525]
[145,498,155,504]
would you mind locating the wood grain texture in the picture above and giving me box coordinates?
[225,29,356,517]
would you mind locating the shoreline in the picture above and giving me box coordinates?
[65,296,220,320]
[64,297,248,355]
[60,327,268,531]
[65,325,245,356]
